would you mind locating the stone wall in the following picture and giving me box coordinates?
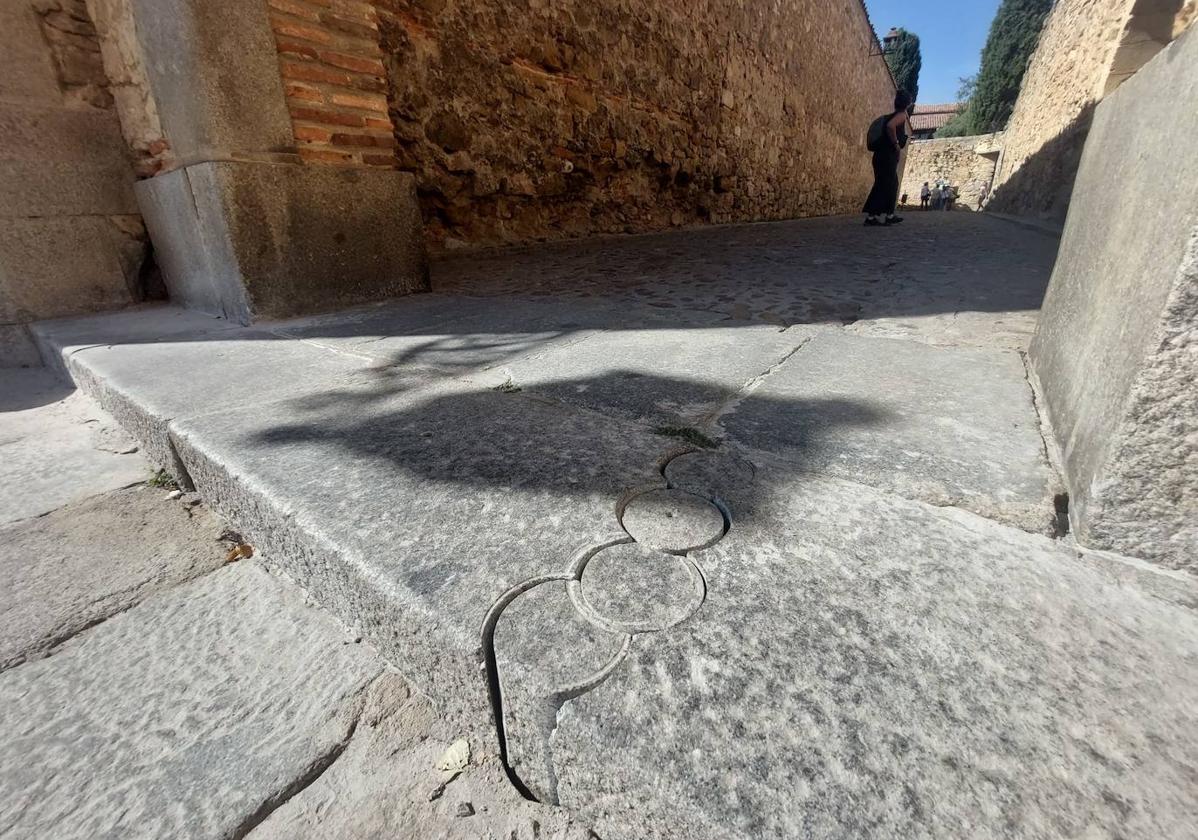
[369,0,895,249]
[899,134,1002,211]
[1029,25,1198,569]
[988,0,1196,226]
[0,0,147,365]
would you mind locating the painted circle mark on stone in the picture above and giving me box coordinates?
[621,488,725,553]
[574,542,704,634]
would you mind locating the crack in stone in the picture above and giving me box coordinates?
[224,677,376,840]
[697,333,815,427]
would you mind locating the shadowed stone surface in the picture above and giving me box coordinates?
[0,485,226,670]
[544,452,1198,840]
[720,330,1060,533]
[435,213,1059,349]
[468,322,818,426]
[169,376,672,733]
[0,562,385,840]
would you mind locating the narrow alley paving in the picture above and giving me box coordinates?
[4,212,1195,839]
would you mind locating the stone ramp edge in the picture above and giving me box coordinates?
[165,411,502,744]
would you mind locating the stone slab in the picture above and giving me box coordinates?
[0,102,133,170]
[30,303,241,378]
[0,1,61,104]
[0,562,385,840]
[272,294,648,374]
[0,368,148,525]
[1028,26,1198,569]
[246,676,595,840]
[0,484,226,670]
[134,165,244,318]
[534,451,1198,840]
[467,321,819,428]
[62,327,373,482]
[137,160,429,324]
[719,329,1061,533]
[168,376,678,733]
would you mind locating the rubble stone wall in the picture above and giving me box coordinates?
[0,0,146,362]
[988,0,1195,225]
[369,0,895,249]
[899,134,1002,211]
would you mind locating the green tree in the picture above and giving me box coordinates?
[884,28,922,105]
[950,0,1053,135]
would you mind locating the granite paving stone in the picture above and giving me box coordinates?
[719,329,1061,533]
[168,376,677,731]
[30,212,1195,840]
[467,321,820,427]
[540,452,1198,840]
[0,562,386,840]
[0,485,227,670]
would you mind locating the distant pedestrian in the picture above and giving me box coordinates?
[977,183,990,210]
[920,182,930,209]
[944,185,956,211]
[862,89,913,227]
[931,183,944,210]
[900,192,908,206]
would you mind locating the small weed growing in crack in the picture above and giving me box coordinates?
[652,425,720,449]
[146,468,178,490]
[493,376,521,394]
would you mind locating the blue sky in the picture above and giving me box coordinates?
[864,0,1002,103]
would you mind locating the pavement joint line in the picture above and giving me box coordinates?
[1018,347,1071,536]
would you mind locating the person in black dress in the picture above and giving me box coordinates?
[863,90,913,227]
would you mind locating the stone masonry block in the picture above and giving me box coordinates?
[136,160,429,323]
[1029,27,1198,569]
[129,0,294,161]
[0,217,138,323]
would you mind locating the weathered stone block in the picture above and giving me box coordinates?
[0,102,131,168]
[0,216,138,323]
[128,0,293,161]
[0,0,62,104]
[0,562,385,840]
[1030,26,1198,569]
[0,161,137,218]
[136,160,429,323]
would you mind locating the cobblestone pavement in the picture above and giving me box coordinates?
[435,212,1060,350]
[10,212,1198,840]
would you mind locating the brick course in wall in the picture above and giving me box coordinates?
[266,0,399,167]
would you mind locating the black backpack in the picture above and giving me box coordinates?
[866,114,889,151]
